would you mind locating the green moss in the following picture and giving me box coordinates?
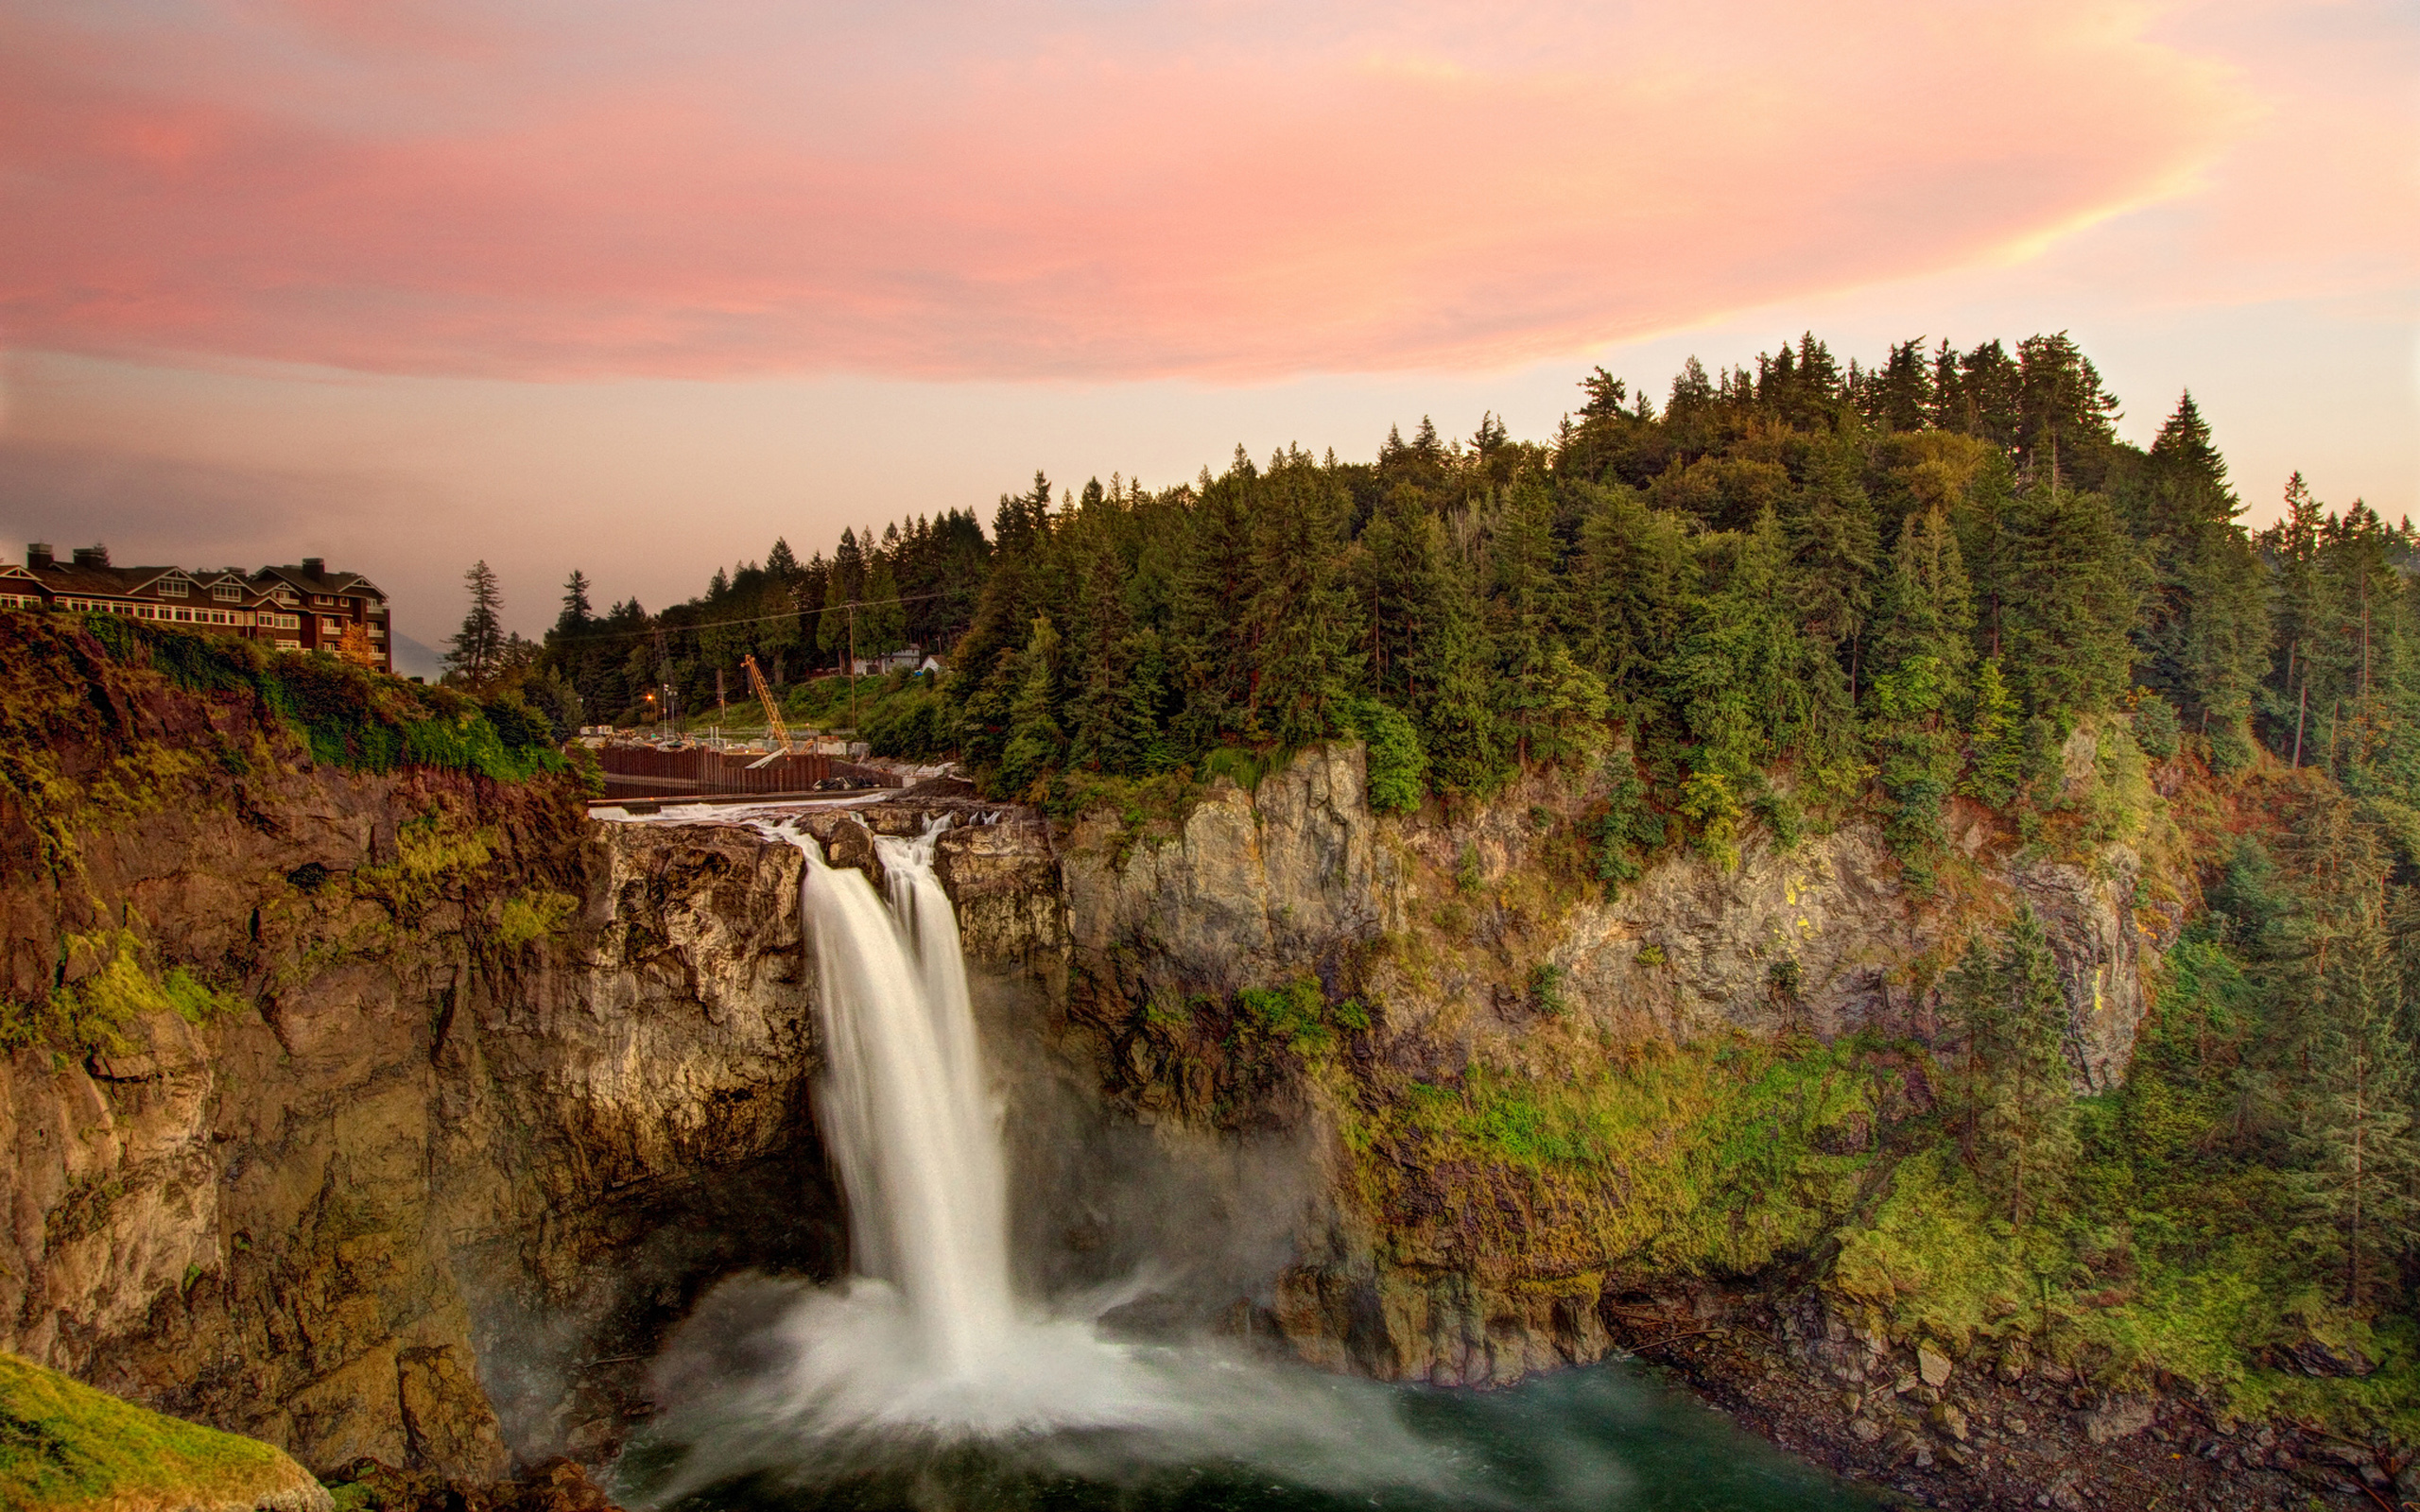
[1,933,246,1055]
[495,888,578,948]
[1235,976,1365,1059]
[353,810,497,919]
[1369,1035,1876,1277]
[0,1350,306,1510]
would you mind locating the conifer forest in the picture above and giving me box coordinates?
[511,332,2420,1443]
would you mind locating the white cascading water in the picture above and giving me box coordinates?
[632,812,1456,1505]
[795,819,1011,1371]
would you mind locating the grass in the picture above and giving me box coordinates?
[0,1350,312,1511]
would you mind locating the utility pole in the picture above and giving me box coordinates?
[848,604,858,741]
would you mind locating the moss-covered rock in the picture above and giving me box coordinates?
[0,1350,329,1512]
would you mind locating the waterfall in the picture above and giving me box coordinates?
[793,820,1011,1372]
[631,811,1448,1505]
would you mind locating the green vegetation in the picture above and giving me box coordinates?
[0,1350,309,1510]
[24,611,565,786]
[0,931,242,1057]
[495,887,578,948]
[1371,1035,1878,1277]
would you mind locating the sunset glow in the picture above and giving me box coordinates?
[1,0,2412,644]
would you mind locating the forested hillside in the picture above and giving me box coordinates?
[514,335,2420,1456]
[530,332,2417,871]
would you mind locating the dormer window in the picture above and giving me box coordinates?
[158,578,188,597]
[213,583,241,601]
[272,588,297,605]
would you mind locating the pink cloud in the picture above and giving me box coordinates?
[0,0,2360,380]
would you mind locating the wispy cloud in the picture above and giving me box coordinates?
[3,0,2353,382]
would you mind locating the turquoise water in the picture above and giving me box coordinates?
[630,1357,1877,1512]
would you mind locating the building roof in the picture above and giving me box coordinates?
[254,562,387,601]
[31,561,186,598]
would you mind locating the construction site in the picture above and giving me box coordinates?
[586,653,919,809]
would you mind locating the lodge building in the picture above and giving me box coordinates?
[3,544,393,672]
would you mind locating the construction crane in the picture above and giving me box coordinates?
[742,655,792,757]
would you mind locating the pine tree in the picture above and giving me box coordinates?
[557,570,594,634]
[1063,532,1141,772]
[1947,907,2080,1227]
[1167,457,1262,753]
[1962,659,2023,807]
[860,556,906,656]
[1356,486,1442,708]
[1867,510,1976,883]
[1788,442,1881,693]
[1490,481,1566,766]
[2000,483,2140,719]
[818,527,867,662]
[444,560,505,688]
[2296,911,2419,1309]
[1418,566,1504,795]
[996,615,1064,796]
[1572,486,1694,722]
[1249,460,1360,750]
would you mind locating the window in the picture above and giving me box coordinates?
[214,583,241,601]
[322,616,346,633]
[315,594,337,607]
[158,578,188,597]
[271,588,297,605]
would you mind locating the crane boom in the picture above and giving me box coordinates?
[743,655,792,753]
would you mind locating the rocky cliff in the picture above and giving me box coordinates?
[0,623,876,1483]
[1051,740,2182,1388]
[1,618,2209,1508]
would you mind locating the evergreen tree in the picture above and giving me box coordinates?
[1947,908,2080,1227]
[444,560,505,688]
[996,615,1064,796]
[556,570,594,634]
[2000,484,2140,719]
[1572,486,1693,722]
[2296,910,2419,1309]
[1867,508,1977,885]
[1418,565,1503,795]
[1489,481,1566,766]
[1962,659,2024,807]
[1249,458,1361,749]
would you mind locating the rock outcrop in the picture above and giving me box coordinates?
[0,644,850,1480]
[1048,742,2180,1384]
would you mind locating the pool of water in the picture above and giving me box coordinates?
[619,1355,1877,1512]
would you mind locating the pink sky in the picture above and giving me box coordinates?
[1,0,2413,653]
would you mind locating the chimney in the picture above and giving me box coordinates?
[26,543,51,570]
[302,557,324,575]
[72,544,109,568]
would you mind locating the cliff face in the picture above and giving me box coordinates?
[1050,742,2181,1386]
[0,627,857,1479]
[0,620,2187,1496]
